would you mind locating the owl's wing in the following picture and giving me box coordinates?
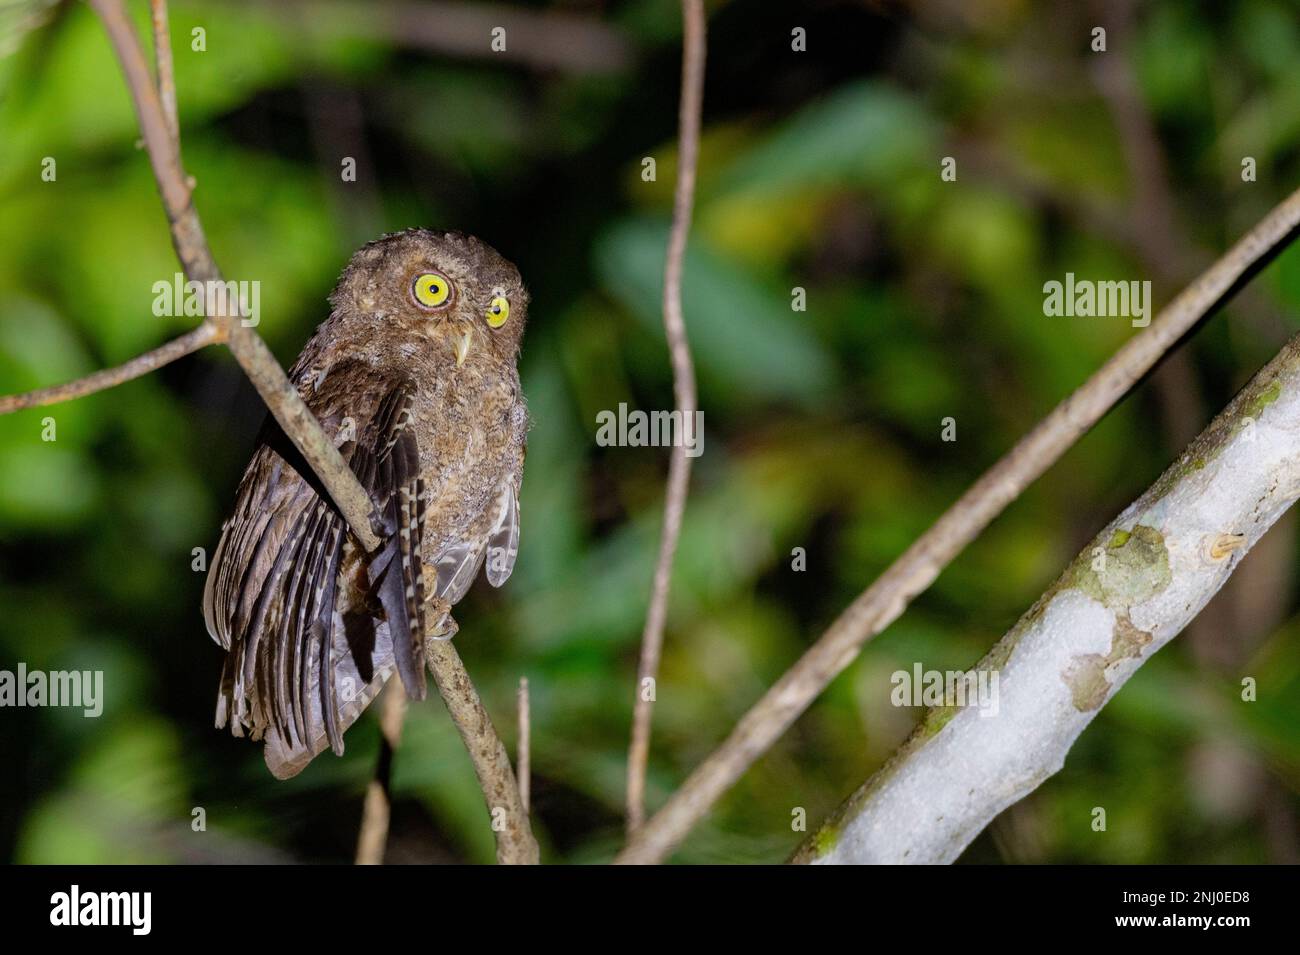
[358,383,427,700]
[424,459,521,626]
[202,370,428,778]
[485,471,520,587]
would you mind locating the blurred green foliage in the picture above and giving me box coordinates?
[0,0,1297,863]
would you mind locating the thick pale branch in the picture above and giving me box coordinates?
[0,322,222,414]
[427,639,539,864]
[617,184,1300,864]
[796,330,1300,863]
[625,0,706,836]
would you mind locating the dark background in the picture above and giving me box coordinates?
[0,0,1297,862]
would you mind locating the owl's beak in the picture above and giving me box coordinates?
[453,329,473,367]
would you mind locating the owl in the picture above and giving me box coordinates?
[202,229,528,778]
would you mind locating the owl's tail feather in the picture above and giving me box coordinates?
[317,519,346,755]
[265,663,395,780]
[207,379,428,776]
[364,384,428,701]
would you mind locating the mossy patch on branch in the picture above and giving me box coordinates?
[1243,378,1282,421]
[1065,523,1171,609]
[1064,613,1153,711]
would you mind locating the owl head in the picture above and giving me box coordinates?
[330,228,528,367]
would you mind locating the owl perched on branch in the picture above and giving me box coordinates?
[202,229,529,778]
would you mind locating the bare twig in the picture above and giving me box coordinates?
[625,0,706,836]
[616,184,1300,864]
[354,682,408,865]
[517,677,530,815]
[426,638,539,864]
[148,0,179,145]
[0,322,222,414]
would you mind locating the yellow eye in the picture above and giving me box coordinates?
[412,272,452,309]
[485,295,510,328]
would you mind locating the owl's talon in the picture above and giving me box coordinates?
[422,595,458,642]
[430,612,459,641]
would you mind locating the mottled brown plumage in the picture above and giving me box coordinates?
[202,229,528,778]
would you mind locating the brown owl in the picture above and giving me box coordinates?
[202,229,528,778]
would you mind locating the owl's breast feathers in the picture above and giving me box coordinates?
[202,353,525,778]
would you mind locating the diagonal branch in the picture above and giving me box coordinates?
[616,184,1300,864]
[795,328,1300,863]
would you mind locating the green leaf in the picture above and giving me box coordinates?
[594,218,835,405]
[715,81,938,197]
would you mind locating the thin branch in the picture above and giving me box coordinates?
[795,329,1300,862]
[625,0,706,835]
[148,0,179,146]
[86,0,383,552]
[0,322,222,414]
[517,677,530,815]
[354,681,408,865]
[616,183,1300,864]
[426,638,539,864]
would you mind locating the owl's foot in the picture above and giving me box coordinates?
[430,614,459,642]
[423,595,459,642]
